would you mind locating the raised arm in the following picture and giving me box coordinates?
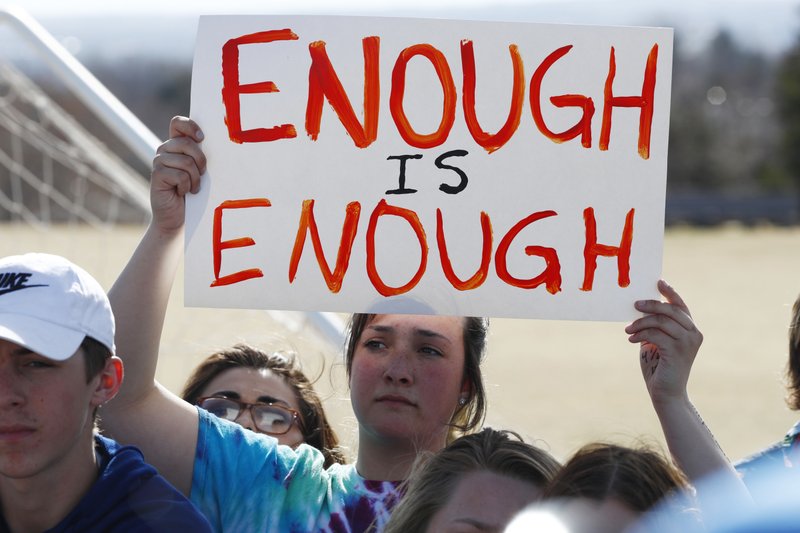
[100,116,207,495]
[625,280,751,505]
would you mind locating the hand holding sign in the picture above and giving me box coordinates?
[151,117,206,233]
[625,281,750,499]
[626,279,702,405]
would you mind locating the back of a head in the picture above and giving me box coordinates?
[544,442,688,513]
[383,428,561,533]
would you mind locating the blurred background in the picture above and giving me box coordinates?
[9,0,800,226]
[1,0,799,464]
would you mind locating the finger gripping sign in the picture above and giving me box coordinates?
[186,15,673,321]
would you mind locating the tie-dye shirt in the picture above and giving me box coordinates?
[190,407,403,532]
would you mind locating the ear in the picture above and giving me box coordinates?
[90,356,124,407]
[460,377,473,399]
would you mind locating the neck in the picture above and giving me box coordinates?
[1,436,99,533]
[355,428,447,481]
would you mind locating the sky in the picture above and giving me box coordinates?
[17,0,800,17]
[6,0,800,60]
[21,0,565,17]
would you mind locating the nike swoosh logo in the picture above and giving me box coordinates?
[0,284,47,296]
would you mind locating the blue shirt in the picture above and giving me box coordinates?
[0,435,211,532]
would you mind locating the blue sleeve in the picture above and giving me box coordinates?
[191,407,332,531]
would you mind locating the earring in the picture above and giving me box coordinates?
[458,397,467,406]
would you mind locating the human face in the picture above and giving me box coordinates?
[349,314,467,449]
[426,470,542,533]
[0,339,100,482]
[198,367,305,447]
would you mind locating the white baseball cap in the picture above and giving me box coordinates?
[0,253,115,361]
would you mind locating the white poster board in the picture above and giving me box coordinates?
[186,15,673,321]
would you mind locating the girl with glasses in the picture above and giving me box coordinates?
[101,117,489,532]
[181,344,346,467]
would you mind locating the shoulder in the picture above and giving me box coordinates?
[735,421,800,502]
[736,421,800,472]
[55,435,211,531]
[94,434,151,477]
[736,441,785,472]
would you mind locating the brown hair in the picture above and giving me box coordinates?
[543,442,689,513]
[786,294,800,410]
[81,336,111,382]
[383,428,561,533]
[82,336,113,423]
[181,343,346,468]
[343,313,488,443]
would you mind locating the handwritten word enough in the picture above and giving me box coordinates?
[221,29,659,158]
[210,198,634,297]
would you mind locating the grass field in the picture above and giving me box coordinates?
[3,223,798,463]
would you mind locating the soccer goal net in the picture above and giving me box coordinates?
[0,59,150,228]
[0,6,152,229]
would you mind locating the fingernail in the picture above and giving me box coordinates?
[196,129,205,141]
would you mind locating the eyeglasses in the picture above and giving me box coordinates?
[197,396,304,436]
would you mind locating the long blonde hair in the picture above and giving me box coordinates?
[383,428,561,533]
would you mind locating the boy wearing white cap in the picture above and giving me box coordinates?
[0,253,211,532]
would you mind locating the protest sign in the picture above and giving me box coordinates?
[186,15,673,320]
